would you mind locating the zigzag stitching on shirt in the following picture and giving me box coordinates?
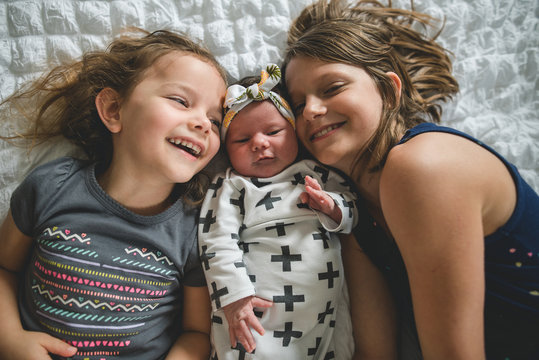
[37,253,172,286]
[40,321,139,337]
[32,285,159,312]
[36,299,152,323]
[33,262,169,298]
[123,247,173,266]
[43,227,91,243]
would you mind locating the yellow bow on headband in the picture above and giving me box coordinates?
[221,64,295,142]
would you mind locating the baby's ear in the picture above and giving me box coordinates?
[95,88,122,133]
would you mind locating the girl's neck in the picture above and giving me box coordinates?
[96,163,176,216]
[355,169,391,233]
[355,169,382,209]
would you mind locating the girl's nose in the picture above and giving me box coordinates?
[303,97,326,121]
[190,111,211,133]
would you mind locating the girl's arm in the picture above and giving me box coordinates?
[165,285,211,359]
[0,211,78,359]
[341,233,398,360]
[380,133,515,359]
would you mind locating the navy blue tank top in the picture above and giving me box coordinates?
[353,123,539,359]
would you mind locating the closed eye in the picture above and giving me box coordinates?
[168,97,188,107]
[324,84,343,95]
[267,129,281,136]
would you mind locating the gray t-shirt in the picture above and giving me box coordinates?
[10,157,205,360]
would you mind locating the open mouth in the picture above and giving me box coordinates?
[311,123,344,141]
[167,138,202,157]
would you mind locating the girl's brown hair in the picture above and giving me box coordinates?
[1,29,227,204]
[282,0,459,174]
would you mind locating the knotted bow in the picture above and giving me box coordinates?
[221,63,295,141]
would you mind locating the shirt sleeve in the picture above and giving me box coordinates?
[182,230,207,287]
[198,172,256,312]
[10,157,76,237]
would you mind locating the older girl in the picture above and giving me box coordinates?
[283,1,539,359]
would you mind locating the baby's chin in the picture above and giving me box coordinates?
[244,161,291,179]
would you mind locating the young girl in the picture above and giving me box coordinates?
[282,0,539,359]
[0,30,227,359]
[198,64,357,359]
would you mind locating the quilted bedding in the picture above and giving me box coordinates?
[0,0,537,357]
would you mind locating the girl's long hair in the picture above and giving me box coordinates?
[283,0,459,174]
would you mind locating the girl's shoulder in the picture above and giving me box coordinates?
[381,129,516,234]
[382,129,511,201]
[24,156,85,189]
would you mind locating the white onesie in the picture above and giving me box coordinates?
[199,160,357,359]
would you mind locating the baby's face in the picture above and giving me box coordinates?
[225,100,298,178]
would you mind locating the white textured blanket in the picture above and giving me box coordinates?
[0,0,537,357]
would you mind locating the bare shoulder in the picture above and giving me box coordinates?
[380,131,516,237]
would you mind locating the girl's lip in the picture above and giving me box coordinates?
[309,122,344,142]
[166,136,206,158]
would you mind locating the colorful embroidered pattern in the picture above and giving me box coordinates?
[27,226,179,359]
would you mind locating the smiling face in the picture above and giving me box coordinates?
[112,52,226,186]
[225,100,298,178]
[285,57,383,175]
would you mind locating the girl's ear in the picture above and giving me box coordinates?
[95,88,122,133]
[386,72,402,103]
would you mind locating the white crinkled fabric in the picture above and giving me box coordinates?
[0,0,537,357]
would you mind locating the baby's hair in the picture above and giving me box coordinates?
[1,29,227,204]
[283,0,459,172]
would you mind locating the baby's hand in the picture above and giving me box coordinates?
[1,329,77,360]
[300,175,342,224]
[222,296,273,353]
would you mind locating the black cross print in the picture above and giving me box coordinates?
[212,314,223,324]
[318,262,339,288]
[200,245,215,270]
[266,222,295,237]
[232,342,253,359]
[296,202,309,209]
[340,196,354,218]
[271,245,302,271]
[314,165,329,183]
[208,177,223,198]
[238,241,259,253]
[273,285,305,311]
[251,178,271,188]
[230,188,246,215]
[210,281,228,309]
[274,321,302,347]
[308,337,322,356]
[324,351,335,359]
[312,227,330,248]
[256,191,281,210]
[200,209,216,233]
[234,261,246,268]
[317,301,334,324]
[291,172,305,185]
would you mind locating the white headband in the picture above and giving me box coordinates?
[221,63,295,142]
